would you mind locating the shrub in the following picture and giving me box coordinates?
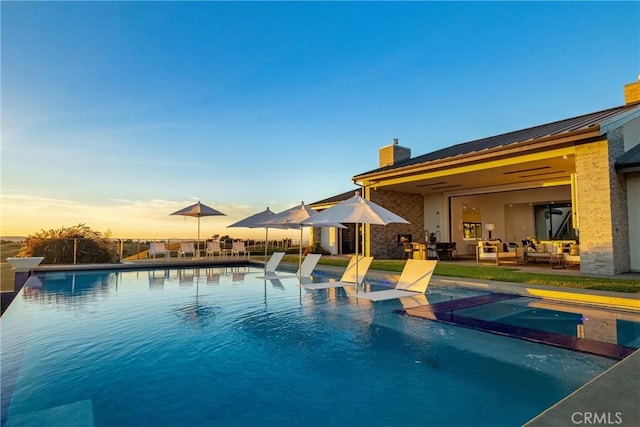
[17,224,117,264]
[308,243,330,255]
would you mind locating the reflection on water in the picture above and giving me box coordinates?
[3,266,627,427]
[174,300,221,327]
[22,270,118,309]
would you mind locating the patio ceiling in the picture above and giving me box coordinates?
[360,147,579,195]
[354,105,637,196]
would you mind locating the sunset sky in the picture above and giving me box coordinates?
[2,1,638,240]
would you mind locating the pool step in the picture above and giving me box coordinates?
[6,399,95,427]
[397,293,637,360]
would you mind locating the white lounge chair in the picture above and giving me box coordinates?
[355,259,437,301]
[149,242,170,260]
[260,252,286,275]
[205,241,224,258]
[231,241,250,258]
[178,242,196,259]
[256,253,322,280]
[301,255,373,290]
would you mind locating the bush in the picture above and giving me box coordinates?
[17,224,117,264]
[307,243,330,255]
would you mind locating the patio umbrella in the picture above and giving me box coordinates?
[171,201,226,259]
[227,207,280,261]
[302,191,409,292]
[259,202,345,275]
[258,202,317,275]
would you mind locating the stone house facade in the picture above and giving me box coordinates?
[310,80,640,275]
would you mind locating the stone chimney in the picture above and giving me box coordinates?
[624,75,640,105]
[379,138,411,168]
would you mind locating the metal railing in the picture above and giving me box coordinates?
[17,238,308,264]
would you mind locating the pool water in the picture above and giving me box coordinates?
[0,266,625,426]
[451,297,640,348]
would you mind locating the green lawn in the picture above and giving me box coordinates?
[290,256,640,294]
[2,248,638,294]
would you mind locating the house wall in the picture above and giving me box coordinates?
[367,189,422,259]
[311,226,340,255]
[623,116,640,151]
[321,227,339,255]
[311,228,319,247]
[627,173,640,271]
[608,128,631,274]
[423,193,445,242]
[575,133,630,275]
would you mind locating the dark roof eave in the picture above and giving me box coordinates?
[354,126,601,182]
[615,143,640,173]
[616,164,640,173]
[309,189,359,208]
[354,104,637,181]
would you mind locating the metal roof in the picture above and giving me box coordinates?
[356,103,640,178]
[309,189,359,207]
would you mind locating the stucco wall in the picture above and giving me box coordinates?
[368,190,422,259]
[423,193,445,241]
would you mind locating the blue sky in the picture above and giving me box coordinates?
[2,1,639,240]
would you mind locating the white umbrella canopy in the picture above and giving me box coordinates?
[227,207,282,260]
[171,201,226,258]
[302,192,409,227]
[259,202,318,230]
[260,202,347,230]
[259,202,345,274]
[258,202,317,274]
[227,207,276,229]
[302,192,410,291]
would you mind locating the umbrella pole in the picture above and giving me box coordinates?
[355,221,359,293]
[298,227,303,279]
[264,228,269,272]
[197,217,201,259]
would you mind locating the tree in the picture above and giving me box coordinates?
[18,224,117,264]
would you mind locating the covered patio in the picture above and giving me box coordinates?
[343,96,640,276]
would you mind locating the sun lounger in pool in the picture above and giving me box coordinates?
[255,253,322,280]
[301,255,373,290]
[354,259,437,301]
[257,252,286,275]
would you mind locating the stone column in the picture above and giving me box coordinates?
[575,129,630,275]
[368,189,424,259]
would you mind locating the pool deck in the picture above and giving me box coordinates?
[524,348,640,427]
[3,257,639,426]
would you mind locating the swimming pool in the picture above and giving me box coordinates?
[0,266,630,426]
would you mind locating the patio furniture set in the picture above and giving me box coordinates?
[404,241,458,261]
[476,240,580,267]
[148,241,250,260]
